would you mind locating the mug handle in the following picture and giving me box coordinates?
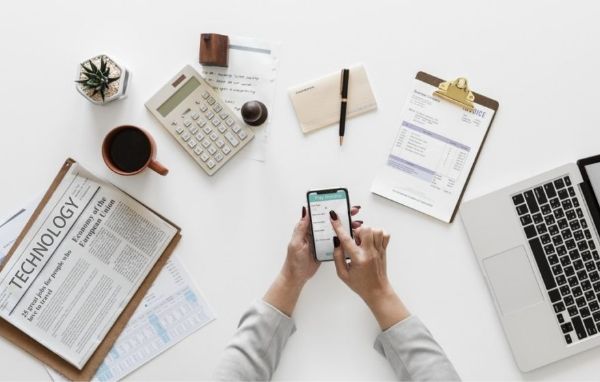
[148,160,169,176]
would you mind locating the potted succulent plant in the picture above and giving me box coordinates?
[75,54,130,104]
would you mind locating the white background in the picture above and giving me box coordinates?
[1,0,600,380]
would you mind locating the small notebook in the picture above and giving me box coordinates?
[288,64,377,133]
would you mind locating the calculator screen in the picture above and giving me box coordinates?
[157,77,200,117]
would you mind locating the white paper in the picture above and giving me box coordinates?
[0,196,41,263]
[199,36,280,162]
[0,161,178,369]
[371,79,495,222]
[46,255,215,382]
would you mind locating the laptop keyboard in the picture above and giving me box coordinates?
[513,175,600,345]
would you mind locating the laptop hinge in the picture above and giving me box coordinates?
[579,181,600,239]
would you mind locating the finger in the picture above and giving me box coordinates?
[353,227,362,246]
[350,205,361,216]
[332,237,349,281]
[351,220,364,229]
[356,225,374,249]
[382,232,391,249]
[329,210,360,261]
[293,206,310,239]
[373,229,384,253]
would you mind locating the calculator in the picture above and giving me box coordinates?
[145,65,254,176]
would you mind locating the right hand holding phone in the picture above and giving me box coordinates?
[329,210,411,330]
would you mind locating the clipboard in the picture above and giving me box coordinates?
[371,72,499,223]
[0,158,181,381]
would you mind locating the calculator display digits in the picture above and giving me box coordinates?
[145,65,254,176]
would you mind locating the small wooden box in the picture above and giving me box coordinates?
[199,33,229,67]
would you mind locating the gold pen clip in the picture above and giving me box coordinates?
[434,77,475,111]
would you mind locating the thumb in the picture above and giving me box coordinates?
[332,237,349,282]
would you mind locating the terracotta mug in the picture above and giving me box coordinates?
[102,125,168,176]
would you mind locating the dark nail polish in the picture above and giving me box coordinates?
[354,220,364,224]
[333,236,340,248]
[329,210,338,220]
[302,206,306,218]
[353,205,361,210]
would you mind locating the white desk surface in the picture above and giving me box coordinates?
[2,0,600,380]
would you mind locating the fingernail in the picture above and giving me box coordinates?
[354,220,363,224]
[302,206,306,218]
[353,205,361,210]
[329,210,338,220]
[333,236,340,247]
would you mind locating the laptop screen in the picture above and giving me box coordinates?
[583,162,600,205]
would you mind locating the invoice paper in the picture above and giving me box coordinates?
[371,79,495,223]
[199,36,280,162]
[46,254,215,382]
[0,161,179,369]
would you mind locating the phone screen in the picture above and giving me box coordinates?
[307,189,352,261]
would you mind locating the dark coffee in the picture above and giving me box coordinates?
[108,128,151,173]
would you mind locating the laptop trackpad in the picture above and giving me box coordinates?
[483,246,544,315]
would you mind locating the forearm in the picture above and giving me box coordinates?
[364,287,410,330]
[263,269,306,316]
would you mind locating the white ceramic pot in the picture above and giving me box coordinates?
[75,54,130,105]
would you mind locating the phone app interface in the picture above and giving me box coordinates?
[308,190,351,260]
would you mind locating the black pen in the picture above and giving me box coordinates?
[339,68,350,146]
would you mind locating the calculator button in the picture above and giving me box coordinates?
[206,159,216,169]
[202,91,209,99]
[195,100,202,104]
[206,111,215,120]
[199,104,208,112]
[187,139,197,148]
[203,126,213,134]
[196,119,207,127]
[207,97,216,105]
[232,124,241,133]
[224,132,240,147]
[210,132,219,141]
[201,139,211,148]
[211,118,221,126]
[189,126,199,135]
[193,147,203,156]
[225,118,235,126]
[191,113,200,120]
[208,146,217,155]
[200,152,210,162]
[220,112,229,120]
[183,120,192,127]
[218,125,227,133]
[181,132,191,142]
[238,130,248,140]
[216,139,225,148]
[222,145,231,155]
[215,152,224,162]
[213,104,223,113]
[195,133,205,141]
[175,126,184,134]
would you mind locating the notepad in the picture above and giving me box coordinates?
[288,64,377,133]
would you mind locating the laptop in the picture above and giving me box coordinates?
[461,155,600,371]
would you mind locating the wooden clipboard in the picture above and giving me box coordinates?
[416,71,500,222]
[0,158,182,381]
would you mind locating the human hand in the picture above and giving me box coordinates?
[329,211,410,329]
[264,206,363,316]
[281,206,364,285]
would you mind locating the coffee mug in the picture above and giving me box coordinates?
[102,125,169,176]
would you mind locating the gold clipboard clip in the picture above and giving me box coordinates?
[434,77,475,111]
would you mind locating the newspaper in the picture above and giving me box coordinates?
[199,36,280,162]
[46,254,215,382]
[0,161,178,369]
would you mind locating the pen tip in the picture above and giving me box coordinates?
[339,136,343,146]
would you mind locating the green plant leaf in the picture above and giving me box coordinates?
[100,87,106,102]
[89,59,98,73]
[100,57,106,73]
[106,76,120,84]
[80,62,93,73]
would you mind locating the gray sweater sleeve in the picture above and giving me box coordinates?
[374,315,461,381]
[214,300,295,381]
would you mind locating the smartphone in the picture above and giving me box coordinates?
[306,188,353,262]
